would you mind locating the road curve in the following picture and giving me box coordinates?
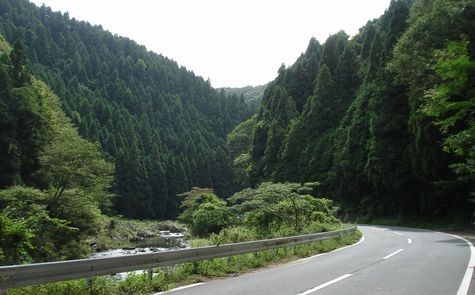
[155,225,473,295]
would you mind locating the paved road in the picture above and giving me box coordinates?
[156,225,473,295]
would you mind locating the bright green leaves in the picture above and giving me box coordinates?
[226,116,257,188]
[190,202,230,237]
[0,186,77,264]
[0,212,34,264]
[227,182,336,237]
[423,40,475,176]
[33,80,114,246]
[178,183,338,240]
[424,40,474,131]
[177,188,231,237]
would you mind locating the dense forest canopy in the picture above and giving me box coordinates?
[238,0,474,220]
[221,85,267,112]
[0,0,252,219]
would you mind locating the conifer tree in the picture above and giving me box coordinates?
[10,39,29,87]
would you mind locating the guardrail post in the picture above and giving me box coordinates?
[0,288,7,295]
[86,277,93,294]
[192,261,198,273]
[148,268,153,281]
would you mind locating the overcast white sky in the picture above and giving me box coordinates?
[30,0,391,88]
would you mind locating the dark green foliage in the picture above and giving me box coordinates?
[242,0,473,220]
[221,85,266,111]
[0,0,252,219]
[320,31,348,76]
[249,85,297,183]
[9,39,29,87]
[0,39,50,189]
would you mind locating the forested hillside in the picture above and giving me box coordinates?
[242,0,474,220]
[1,0,473,227]
[221,84,266,111]
[0,35,114,262]
[0,0,252,219]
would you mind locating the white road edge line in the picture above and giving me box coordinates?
[153,282,205,294]
[333,235,365,253]
[442,233,475,295]
[407,238,412,244]
[382,249,404,260]
[296,274,353,295]
[293,235,365,264]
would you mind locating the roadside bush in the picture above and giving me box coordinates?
[178,187,233,236]
[209,226,257,245]
[178,182,342,239]
[228,182,340,236]
[191,201,231,236]
[0,186,78,264]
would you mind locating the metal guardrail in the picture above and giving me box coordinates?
[0,227,356,291]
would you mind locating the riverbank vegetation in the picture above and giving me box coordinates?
[0,35,183,263]
[9,183,360,295]
[0,36,114,264]
[178,183,342,239]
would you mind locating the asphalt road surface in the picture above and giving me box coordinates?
[155,225,474,295]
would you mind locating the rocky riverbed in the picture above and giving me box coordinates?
[93,230,187,258]
[90,229,187,280]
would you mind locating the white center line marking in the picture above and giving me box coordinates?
[153,283,205,294]
[296,274,353,295]
[394,232,404,236]
[383,249,404,260]
[407,238,412,244]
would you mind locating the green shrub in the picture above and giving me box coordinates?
[178,188,233,236]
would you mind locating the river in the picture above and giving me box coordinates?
[90,231,187,279]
